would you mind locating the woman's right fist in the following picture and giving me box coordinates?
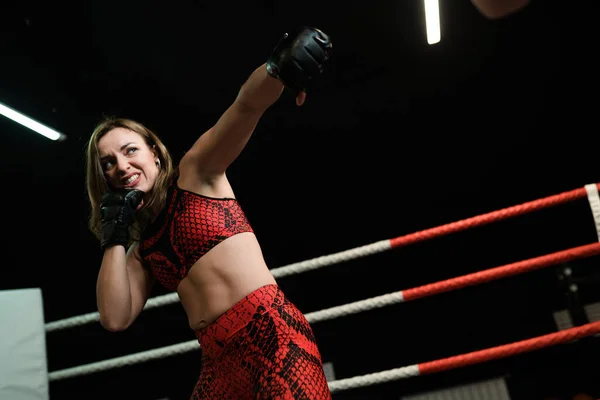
[100,189,144,250]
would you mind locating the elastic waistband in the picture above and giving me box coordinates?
[195,284,284,354]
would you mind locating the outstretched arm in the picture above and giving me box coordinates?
[470,0,530,19]
[178,28,332,194]
[179,63,291,184]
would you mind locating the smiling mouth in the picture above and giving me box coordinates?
[123,173,140,187]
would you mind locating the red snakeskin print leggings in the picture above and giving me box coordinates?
[191,284,332,400]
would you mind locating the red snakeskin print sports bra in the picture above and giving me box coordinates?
[138,179,254,291]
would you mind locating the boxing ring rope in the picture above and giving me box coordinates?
[47,241,600,382]
[327,321,600,393]
[305,242,600,323]
[45,183,600,393]
[45,182,600,333]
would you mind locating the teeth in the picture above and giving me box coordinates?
[125,174,139,184]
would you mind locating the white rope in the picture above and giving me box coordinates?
[270,239,391,279]
[47,287,407,381]
[585,184,600,242]
[45,311,101,333]
[328,365,420,393]
[44,239,391,333]
[48,340,200,381]
[44,293,179,332]
[49,336,420,394]
[304,291,404,324]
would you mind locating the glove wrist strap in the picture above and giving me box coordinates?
[101,220,130,250]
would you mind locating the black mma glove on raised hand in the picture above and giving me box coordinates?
[266,27,333,94]
[100,189,144,250]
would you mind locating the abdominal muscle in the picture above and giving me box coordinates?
[176,232,277,331]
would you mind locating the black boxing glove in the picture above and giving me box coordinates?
[266,27,333,94]
[100,189,144,250]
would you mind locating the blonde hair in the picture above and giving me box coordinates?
[85,117,177,244]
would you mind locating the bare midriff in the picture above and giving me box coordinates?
[176,232,277,331]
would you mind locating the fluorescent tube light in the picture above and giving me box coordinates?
[0,101,66,141]
[424,0,441,45]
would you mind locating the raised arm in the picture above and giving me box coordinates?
[178,27,332,193]
[178,64,286,186]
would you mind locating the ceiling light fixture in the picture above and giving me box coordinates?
[424,0,441,45]
[0,101,66,141]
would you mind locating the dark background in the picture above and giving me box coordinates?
[1,0,599,399]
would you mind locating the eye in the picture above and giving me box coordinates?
[102,160,114,171]
[126,147,138,155]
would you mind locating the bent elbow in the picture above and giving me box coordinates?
[99,314,130,332]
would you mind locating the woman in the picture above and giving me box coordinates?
[85,27,333,399]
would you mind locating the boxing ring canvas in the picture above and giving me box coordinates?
[0,288,49,400]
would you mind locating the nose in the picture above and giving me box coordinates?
[115,155,130,175]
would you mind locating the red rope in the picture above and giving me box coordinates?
[390,184,599,249]
[402,242,600,301]
[419,321,600,375]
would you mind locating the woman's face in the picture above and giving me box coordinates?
[97,128,159,194]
